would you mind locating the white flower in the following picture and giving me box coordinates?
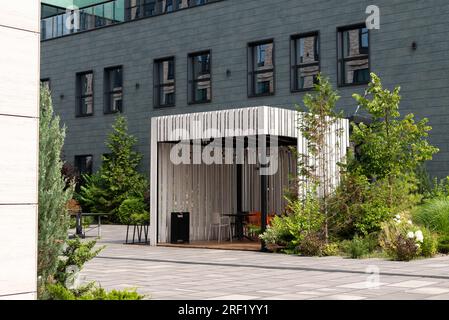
[415,230,424,243]
[407,231,415,239]
[408,220,413,225]
[395,214,401,220]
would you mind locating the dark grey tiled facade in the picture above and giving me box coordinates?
[40,0,449,178]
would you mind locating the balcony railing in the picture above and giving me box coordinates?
[41,0,220,40]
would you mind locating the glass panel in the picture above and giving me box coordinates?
[104,2,115,24]
[296,65,319,90]
[81,96,93,114]
[296,35,318,64]
[344,28,368,58]
[115,0,126,22]
[110,92,123,111]
[255,71,274,95]
[82,73,93,95]
[159,60,174,83]
[344,59,369,84]
[254,43,273,70]
[194,80,211,101]
[159,85,175,105]
[109,68,122,91]
[193,53,210,78]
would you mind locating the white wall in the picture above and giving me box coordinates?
[0,2,40,300]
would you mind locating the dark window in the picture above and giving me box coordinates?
[74,155,93,176]
[40,78,51,91]
[104,66,123,114]
[154,57,175,108]
[76,71,94,116]
[188,51,211,104]
[248,40,274,97]
[290,32,319,91]
[338,24,370,86]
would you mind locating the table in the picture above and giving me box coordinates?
[223,212,255,241]
[72,212,111,238]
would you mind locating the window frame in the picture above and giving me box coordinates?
[74,154,93,176]
[154,56,176,108]
[187,50,212,105]
[337,23,370,87]
[75,70,94,117]
[247,38,275,98]
[290,31,320,93]
[103,65,123,114]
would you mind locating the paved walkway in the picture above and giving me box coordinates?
[79,225,449,300]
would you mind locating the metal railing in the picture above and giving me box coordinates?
[41,0,219,40]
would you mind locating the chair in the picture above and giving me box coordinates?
[208,214,233,243]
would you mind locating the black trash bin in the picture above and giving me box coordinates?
[170,212,189,243]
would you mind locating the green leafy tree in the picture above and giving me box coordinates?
[351,73,438,180]
[38,86,74,295]
[78,116,147,220]
[298,74,343,242]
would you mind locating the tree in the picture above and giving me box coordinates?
[38,86,74,295]
[78,115,147,219]
[297,74,343,242]
[351,73,439,180]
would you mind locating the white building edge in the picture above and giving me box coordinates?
[0,2,40,299]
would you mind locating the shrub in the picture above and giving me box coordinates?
[117,197,149,225]
[259,192,324,251]
[437,235,449,254]
[379,215,427,261]
[420,228,438,257]
[297,232,326,256]
[322,243,340,256]
[47,283,144,300]
[413,198,449,235]
[340,235,371,259]
[55,237,104,288]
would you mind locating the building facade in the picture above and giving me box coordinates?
[40,0,449,178]
[0,2,40,299]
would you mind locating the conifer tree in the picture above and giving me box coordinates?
[38,86,74,294]
[78,115,147,219]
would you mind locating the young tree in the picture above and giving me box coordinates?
[78,115,147,219]
[351,73,439,182]
[298,74,343,242]
[38,86,74,295]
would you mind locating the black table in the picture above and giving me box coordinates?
[223,212,255,241]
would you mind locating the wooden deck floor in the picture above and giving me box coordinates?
[158,240,261,251]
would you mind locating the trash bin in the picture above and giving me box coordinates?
[170,212,189,243]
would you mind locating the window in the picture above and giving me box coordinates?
[74,155,93,176]
[40,78,51,91]
[188,51,211,104]
[104,66,123,113]
[290,32,319,91]
[248,40,274,97]
[338,24,370,86]
[76,71,93,116]
[154,57,175,107]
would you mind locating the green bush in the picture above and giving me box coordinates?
[259,192,324,251]
[437,235,449,254]
[47,283,144,300]
[117,197,149,225]
[340,235,372,259]
[420,228,438,257]
[297,232,326,256]
[413,198,449,235]
[55,237,104,288]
